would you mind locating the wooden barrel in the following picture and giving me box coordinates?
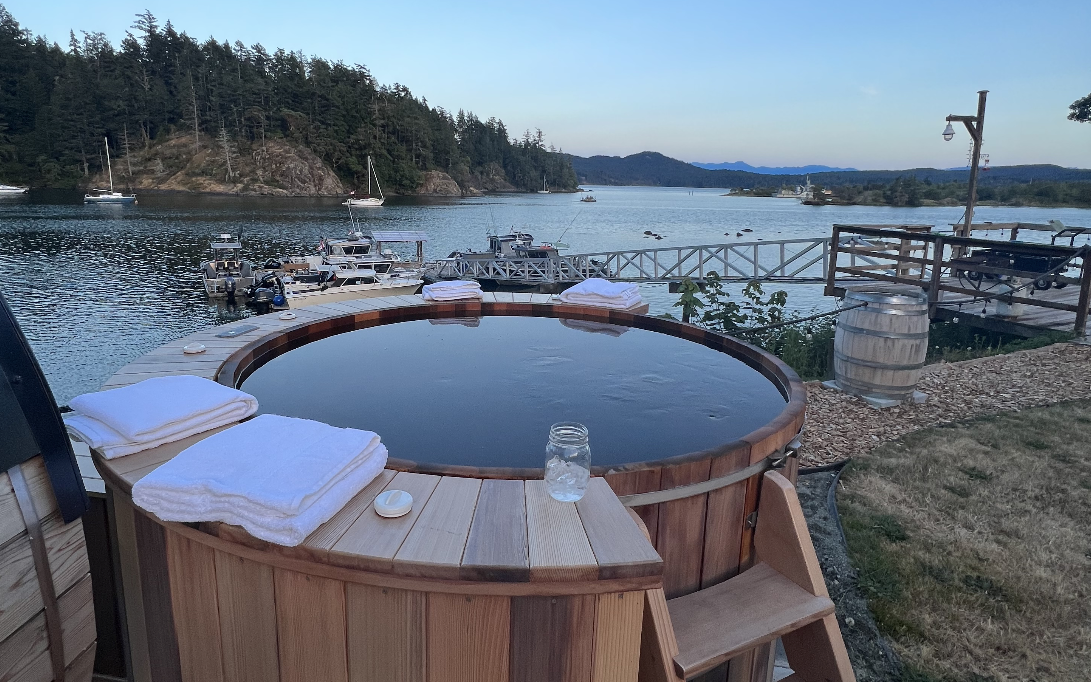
[834,290,929,400]
[1,456,96,682]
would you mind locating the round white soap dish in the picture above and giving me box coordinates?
[182,343,206,354]
[374,489,413,518]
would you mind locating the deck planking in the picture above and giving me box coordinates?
[843,278,1084,336]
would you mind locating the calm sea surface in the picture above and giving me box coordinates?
[2,186,1089,404]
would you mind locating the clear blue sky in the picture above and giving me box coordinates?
[6,0,1089,169]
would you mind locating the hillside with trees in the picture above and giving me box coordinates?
[570,152,1091,207]
[0,7,577,195]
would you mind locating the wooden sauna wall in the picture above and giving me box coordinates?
[0,457,97,682]
[113,511,645,682]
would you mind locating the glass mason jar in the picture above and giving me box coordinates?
[545,422,591,502]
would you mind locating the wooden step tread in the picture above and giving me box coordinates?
[667,562,835,679]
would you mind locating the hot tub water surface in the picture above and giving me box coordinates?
[241,315,787,471]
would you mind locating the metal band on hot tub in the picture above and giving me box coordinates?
[616,438,801,506]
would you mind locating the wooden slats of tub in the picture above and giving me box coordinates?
[99,443,662,585]
[98,464,663,682]
[0,457,97,682]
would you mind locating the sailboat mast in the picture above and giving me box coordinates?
[372,156,385,200]
[105,137,114,193]
[367,156,372,197]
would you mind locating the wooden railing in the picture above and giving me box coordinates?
[824,224,1091,334]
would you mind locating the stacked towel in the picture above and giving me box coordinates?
[558,278,644,310]
[132,414,389,546]
[66,375,259,459]
[422,280,483,301]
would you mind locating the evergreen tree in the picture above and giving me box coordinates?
[0,5,577,193]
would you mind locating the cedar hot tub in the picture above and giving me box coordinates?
[218,298,807,598]
[92,294,807,682]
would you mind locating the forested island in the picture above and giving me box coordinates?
[570,152,1091,208]
[0,7,578,195]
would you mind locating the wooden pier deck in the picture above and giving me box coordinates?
[829,224,1091,339]
[842,279,1084,337]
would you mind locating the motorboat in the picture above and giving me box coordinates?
[580,194,597,203]
[429,230,587,286]
[252,223,427,308]
[277,263,423,308]
[455,231,562,261]
[201,234,256,298]
[85,137,136,204]
[344,155,385,207]
[0,184,28,195]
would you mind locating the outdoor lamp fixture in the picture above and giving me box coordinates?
[945,90,989,241]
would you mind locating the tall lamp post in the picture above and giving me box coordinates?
[943,90,988,240]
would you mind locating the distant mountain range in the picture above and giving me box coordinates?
[691,161,858,174]
[568,152,1091,188]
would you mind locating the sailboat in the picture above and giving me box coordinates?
[537,174,550,194]
[343,155,385,207]
[84,137,136,204]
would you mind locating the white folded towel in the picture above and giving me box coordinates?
[66,375,259,459]
[132,414,389,546]
[422,280,484,301]
[559,278,643,309]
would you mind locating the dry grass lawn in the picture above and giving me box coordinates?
[838,400,1091,681]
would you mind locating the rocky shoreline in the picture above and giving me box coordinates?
[84,133,576,198]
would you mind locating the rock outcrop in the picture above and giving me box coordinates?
[92,133,344,196]
[416,171,462,196]
[449,162,517,195]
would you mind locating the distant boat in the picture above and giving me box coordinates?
[774,175,813,201]
[580,194,597,203]
[538,175,550,194]
[84,137,136,204]
[344,155,385,207]
[0,184,28,195]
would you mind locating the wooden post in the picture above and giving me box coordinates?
[960,91,988,240]
[927,237,945,318]
[1075,251,1091,336]
[824,226,840,297]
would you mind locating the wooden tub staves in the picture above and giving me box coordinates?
[1,291,96,682]
[0,458,96,682]
[213,299,808,602]
[93,293,816,682]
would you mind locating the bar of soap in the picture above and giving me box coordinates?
[374,490,413,518]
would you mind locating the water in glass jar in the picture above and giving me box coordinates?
[545,422,591,501]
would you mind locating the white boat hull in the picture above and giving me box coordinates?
[85,194,136,204]
[285,281,422,308]
[0,187,28,195]
[344,198,384,207]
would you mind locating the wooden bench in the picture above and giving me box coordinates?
[638,471,855,682]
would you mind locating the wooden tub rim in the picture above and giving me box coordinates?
[214,300,807,478]
[104,479,662,596]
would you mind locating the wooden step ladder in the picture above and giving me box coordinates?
[638,471,855,682]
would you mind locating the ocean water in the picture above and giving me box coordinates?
[2,186,1089,403]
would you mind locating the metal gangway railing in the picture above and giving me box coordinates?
[432,237,837,285]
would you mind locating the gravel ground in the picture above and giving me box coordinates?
[799,342,1091,466]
